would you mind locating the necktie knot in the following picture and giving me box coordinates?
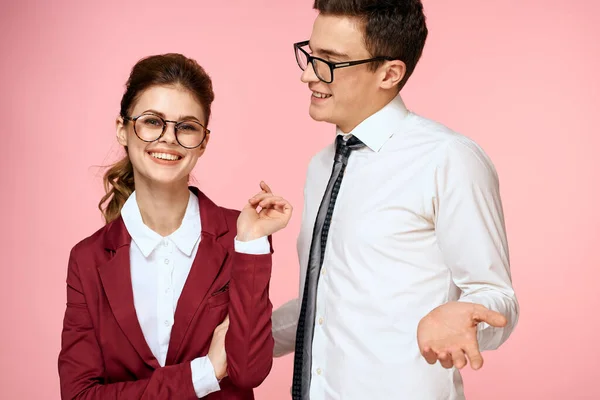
[335,135,365,163]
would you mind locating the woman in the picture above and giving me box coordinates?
[58,53,292,399]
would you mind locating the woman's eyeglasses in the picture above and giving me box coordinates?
[123,113,209,149]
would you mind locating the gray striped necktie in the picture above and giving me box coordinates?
[291,134,365,400]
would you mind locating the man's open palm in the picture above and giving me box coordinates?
[417,302,507,370]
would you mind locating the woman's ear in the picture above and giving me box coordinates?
[116,116,128,147]
[194,133,210,158]
[201,132,210,150]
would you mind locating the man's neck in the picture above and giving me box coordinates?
[337,92,399,133]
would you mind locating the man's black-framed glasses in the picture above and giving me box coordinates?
[294,40,395,84]
[123,113,210,149]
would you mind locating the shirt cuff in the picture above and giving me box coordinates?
[190,356,221,398]
[234,235,270,255]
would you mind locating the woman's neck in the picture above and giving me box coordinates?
[134,180,191,237]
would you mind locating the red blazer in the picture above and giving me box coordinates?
[58,188,274,399]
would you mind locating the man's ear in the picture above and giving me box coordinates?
[116,116,128,147]
[380,60,406,90]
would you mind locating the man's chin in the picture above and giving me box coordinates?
[308,105,332,124]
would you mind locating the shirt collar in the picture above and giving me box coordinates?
[121,190,201,258]
[336,95,409,152]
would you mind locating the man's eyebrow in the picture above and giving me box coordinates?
[309,42,350,60]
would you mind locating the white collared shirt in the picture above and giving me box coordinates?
[272,96,519,399]
[121,190,269,398]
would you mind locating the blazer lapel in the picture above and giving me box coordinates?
[97,217,160,370]
[166,187,230,365]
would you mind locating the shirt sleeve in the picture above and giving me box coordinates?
[434,136,519,351]
[190,357,221,398]
[272,298,300,357]
[234,236,270,255]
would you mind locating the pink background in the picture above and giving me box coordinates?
[1,0,599,398]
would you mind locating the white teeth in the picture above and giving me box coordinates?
[150,152,180,161]
[312,91,331,99]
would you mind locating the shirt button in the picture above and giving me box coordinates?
[164,259,170,265]
[321,268,326,276]
[316,368,322,375]
[165,287,171,294]
[318,317,324,325]
[164,320,170,326]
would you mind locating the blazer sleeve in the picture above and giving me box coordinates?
[224,239,275,389]
[58,250,199,400]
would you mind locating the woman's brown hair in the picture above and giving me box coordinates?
[98,53,215,224]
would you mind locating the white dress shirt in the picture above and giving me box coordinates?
[272,96,519,400]
[121,190,270,398]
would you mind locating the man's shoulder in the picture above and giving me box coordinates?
[393,113,466,146]
[401,113,495,167]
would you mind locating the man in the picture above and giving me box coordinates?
[262,0,519,399]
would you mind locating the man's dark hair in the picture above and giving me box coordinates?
[314,0,428,90]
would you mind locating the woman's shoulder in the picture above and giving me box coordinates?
[192,187,241,232]
[215,206,241,236]
[218,205,241,219]
[69,217,125,260]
